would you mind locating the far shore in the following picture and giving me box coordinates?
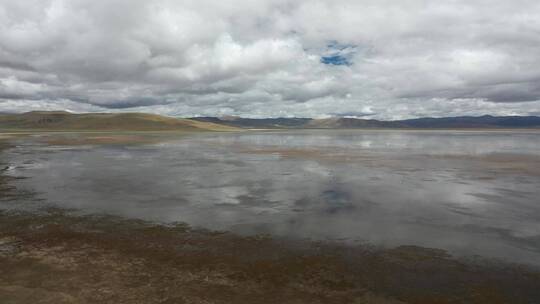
[2,127,540,134]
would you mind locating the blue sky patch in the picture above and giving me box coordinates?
[320,41,356,66]
[321,55,351,66]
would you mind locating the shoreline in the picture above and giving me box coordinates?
[1,208,540,304]
[3,127,540,133]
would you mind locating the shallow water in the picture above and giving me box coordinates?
[2,130,540,265]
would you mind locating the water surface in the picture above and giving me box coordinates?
[2,130,540,265]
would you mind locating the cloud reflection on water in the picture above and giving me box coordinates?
[3,130,540,265]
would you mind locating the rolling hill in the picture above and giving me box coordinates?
[0,111,238,132]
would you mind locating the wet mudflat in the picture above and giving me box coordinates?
[2,208,540,304]
[1,131,540,303]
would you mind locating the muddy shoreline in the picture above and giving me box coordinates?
[2,208,540,304]
[1,134,540,303]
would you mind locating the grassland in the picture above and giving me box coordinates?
[0,111,239,132]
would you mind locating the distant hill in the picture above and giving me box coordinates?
[398,115,540,128]
[193,117,311,129]
[303,117,404,129]
[1,112,538,131]
[192,115,540,129]
[0,111,238,132]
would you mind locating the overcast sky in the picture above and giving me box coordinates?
[1,0,540,119]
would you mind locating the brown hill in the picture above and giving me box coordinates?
[0,111,238,132]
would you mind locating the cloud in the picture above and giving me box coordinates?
[0,0,539,119]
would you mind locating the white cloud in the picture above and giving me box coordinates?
[0,0,539,119]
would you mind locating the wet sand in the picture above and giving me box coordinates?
[1,133,540,303]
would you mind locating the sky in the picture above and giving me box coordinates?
[1,0,540,119]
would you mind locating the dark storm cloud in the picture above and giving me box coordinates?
[0,0,539,118]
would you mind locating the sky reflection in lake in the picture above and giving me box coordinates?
[3,130,540,265]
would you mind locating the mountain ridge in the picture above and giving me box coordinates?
[192,115,540,129]
[1,112,539,131]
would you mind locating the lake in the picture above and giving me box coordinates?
[2,130,540,265]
